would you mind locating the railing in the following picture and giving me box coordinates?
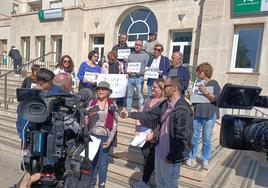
[0,52,57,109]
[220,107,268,118]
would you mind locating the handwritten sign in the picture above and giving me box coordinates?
[84,72,98,82]
[117,49,131,59]
[127,62,141,73]
[144,70,159,79]
[97,74,128,98]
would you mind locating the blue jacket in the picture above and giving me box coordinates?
[147,55,170,86]
[168,65,190,92]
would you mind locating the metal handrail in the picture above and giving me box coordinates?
[1,52,57,109]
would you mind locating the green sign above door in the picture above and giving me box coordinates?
[233,0,268,15]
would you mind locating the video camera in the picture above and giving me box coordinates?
[218,84,268,160]
[17,88,94,188]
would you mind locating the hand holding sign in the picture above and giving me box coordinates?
[127,62,141,73]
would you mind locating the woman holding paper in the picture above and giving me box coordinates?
[133,79,165,188]
[187,62,221,170]
[77,50,101,90]
[86,81,118,188]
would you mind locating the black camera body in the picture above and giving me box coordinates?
[17,88,93,188]
[218,84,268,159]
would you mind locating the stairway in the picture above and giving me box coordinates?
[0,75,268,188]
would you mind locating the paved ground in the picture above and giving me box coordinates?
[0,149,24,187]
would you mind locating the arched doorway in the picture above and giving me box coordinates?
[118,8,158,50]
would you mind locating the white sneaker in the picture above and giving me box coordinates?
[186,159,198,167]
[133,181,151,188]
[201,160,209,170]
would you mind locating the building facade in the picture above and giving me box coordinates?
[0,0,268,94]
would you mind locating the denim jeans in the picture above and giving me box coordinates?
[190,113,216,162]
[91,135,112,185]
[126,76,144,111]
[154,154,180,188]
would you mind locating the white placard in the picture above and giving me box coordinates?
[97,74,128,98]
[127,62,141,73]
[130,127,152,147]
[84,72,98,82]
[117,49,131,59]
[80,135,101,161]
[144,70,160,79]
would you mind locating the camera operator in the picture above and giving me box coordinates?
[53,72,73,93]
[86,81,118,188]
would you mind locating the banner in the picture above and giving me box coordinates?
[117,49,131,59]
[127,62,141,73]
[233,0,268,15]
[97,74,128,98]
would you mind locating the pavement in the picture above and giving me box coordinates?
[0,148,24,187]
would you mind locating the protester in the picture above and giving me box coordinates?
[101,50,125,107]
[133,79,165,188]
[120,76,193,188]
[144,32,159,57]
[77,50,101,90]
[146,43,170,97]
[86,81,118,188]
[16,64,40,139]
[53,73,73,93]
[126,39,150,112]
[54,55,76,87]
[187,62,221,169]
[168,52,190,95]
[112,32,131,67]
[8,45,22,77]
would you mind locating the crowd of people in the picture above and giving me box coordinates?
[14,32,221,188]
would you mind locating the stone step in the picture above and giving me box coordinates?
[0,108,17,117]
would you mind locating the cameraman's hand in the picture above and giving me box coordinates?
[119,109,128,119]
[103,140,112,149]
[16,172,41,188]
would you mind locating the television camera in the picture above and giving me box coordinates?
[217,84,268,160]
[17,88,94,188]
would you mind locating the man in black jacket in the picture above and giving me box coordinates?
[120,76,193,188]
[8,46,22,77]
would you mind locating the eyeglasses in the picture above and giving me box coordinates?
[154,48,162,52]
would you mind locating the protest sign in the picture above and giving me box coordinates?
[144,70,159,79]
[117,49,131,59]
[84,72,98,82]
[127,62,141,73]
[97,74,128,98]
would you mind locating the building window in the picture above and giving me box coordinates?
[91,36,105,61]
[119,8,157,48]
[52,36,62,63]
[170,31,192,65]
[50,0,63,9]
[12,3,19,14]
[21,37,30,62]
[231,26,263,72]
[36,36,45,62]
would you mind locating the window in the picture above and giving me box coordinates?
[119,8,157,48]
[52,36,62,63]
[21,37,30,62]
[230,26,263,72]
[12,3,19,14]
[36,36,45,62]
[91,36,105,61]
[50,0,63,9]
[170,31,192,65]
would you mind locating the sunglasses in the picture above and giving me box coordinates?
[63,60,70,63]
[154,48,162,52]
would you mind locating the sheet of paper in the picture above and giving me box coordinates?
[80,135,101,161]
[84,72,98,82]
[130,127,152,147]
[117,49,131,59]
[144,70,159,79]
[127,62,141,73]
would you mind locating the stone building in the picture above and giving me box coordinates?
[0,0,268,94]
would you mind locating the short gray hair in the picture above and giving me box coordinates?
[168,76,182,91]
